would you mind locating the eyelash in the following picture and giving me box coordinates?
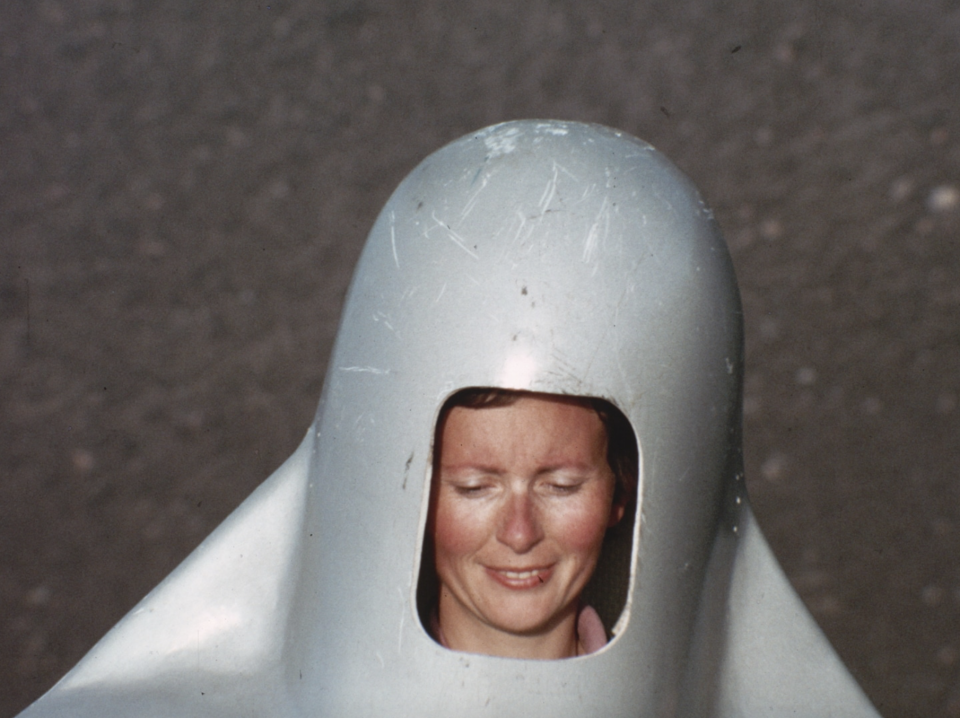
[445,478,587,496]
[454,485,487,495]
[545,481,581,495]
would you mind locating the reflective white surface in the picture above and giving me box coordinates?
[20,120,880,717]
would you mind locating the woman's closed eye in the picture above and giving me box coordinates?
[541,475,588,495]
[443,475,498,496]
[454,483,489,496]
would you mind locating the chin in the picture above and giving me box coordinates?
[484,599,572,636]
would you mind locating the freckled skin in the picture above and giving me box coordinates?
[432,396,625,659]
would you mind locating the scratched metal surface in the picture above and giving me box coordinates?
[1,1,958,716]
[17,120,881,717]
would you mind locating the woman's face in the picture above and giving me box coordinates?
[432,395,624,651]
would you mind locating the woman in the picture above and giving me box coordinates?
[427,388,638,659]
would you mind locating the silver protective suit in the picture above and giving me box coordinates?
[19,121,881,717]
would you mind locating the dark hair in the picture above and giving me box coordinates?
[436,387,638,508]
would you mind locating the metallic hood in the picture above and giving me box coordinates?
[19,120,881,717]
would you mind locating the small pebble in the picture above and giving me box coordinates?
[143,192,164,211]
[266,177,290,199]
[45,184,69,202]
[936,392,957,415]
[810,595,841,617]
[914,216,936,235]
[71,449,95,473]
[139,239,167,257]
[759,316,779,341]
[25,586,51,607]
[922,584,945,607]
[927,185,959,213]
[889,176,914,203]
[773,42,795,64]
[226,126,249,148]
[937,646,958,667]
[754,126,774,146]
[366,83,385,103]
[761,453,786,482]
[759,218,783,241]
[273,15,292,38]
[930,127,950,146]
[932,518,953,537]
[742,395,761,416]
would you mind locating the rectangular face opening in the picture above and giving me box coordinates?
[416,387,639,660]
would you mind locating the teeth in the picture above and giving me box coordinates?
[501,569,541,579]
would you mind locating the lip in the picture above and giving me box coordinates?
[485,564,555,590]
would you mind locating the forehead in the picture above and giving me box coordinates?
[439,396,607,464]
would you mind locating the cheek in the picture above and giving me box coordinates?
[433,497,490,558]
[550,498,613,558]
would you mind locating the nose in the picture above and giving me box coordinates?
[497,490,544,553]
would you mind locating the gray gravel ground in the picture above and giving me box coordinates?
[2,1,959,716]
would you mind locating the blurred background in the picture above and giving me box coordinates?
[1,0,958,715]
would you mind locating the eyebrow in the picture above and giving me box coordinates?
[537,463,597,474]
[440,462,598,475]
[440,463,505,475]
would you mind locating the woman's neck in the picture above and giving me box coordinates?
[436,593,582,659]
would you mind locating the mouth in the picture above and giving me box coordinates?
[486,565,554,589]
